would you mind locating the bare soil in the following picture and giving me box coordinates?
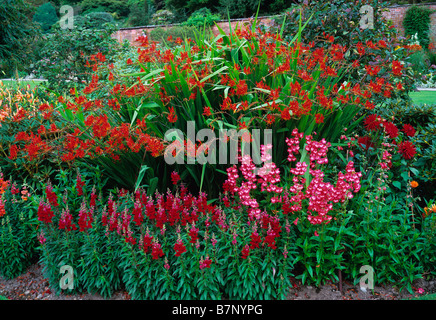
[1,262,435,300]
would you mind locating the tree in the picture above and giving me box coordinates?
[33,2,59,33]
[0,0,41,77]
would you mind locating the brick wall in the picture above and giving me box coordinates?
[113,4,436,46]
[112,16,276,46]
[382,3,436,44]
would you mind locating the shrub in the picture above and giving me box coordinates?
[0,0,42,77]
[32,18,120,91]
[32,2,58,33]
[403,5,436,50]
[182,8,221,28]
[75,12,115,29]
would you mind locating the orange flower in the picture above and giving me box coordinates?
[410,181,419,188]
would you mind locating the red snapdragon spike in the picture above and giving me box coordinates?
[37,201,54,224]
[241,244,250,259]
[151,242,164,260]
[174,239,187,257]
[171,171,180,185]
[76,174,85,196]
[45,184,59,207]
[189,225,199,244]
[249,231,261,250]
[199,256,212,270]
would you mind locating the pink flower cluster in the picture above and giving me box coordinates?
[225,129,362,226]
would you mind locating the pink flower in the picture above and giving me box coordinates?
[417,288,425,294]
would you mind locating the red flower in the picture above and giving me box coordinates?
[398,141,417,160]
[364,114,382,131]
[127,58,133,65]
[37,201,54,224]
[249,231,261,249]
[189,224,199,243]
[365,65,381,76]
[171,171,180,185]
[174,239,187,257]
[315,113,324,124]
[383,122,399,139]
[143,233,153,253]
[76,173,85,196]
[357,136,374,150]
[168,106,177,123]
[151,242,165,260]
[8,145,18,160]
[203,106,212,117]
[402,124,416,137]
[392,60,403,76]
[45,184,59,207]
[200,256,212,269]
[241,244,250,259]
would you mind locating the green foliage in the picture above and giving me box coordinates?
[0,178,38,280]
[0,0,42,77]
[80,0,130,16]
[126,0,155,26]
[182,8,221,28]
[149,25,212,45]
[403,5,436,50]
[32,2,59,33]
[75,12,115,29]
[32,19,120,91]
[219,0,286,18]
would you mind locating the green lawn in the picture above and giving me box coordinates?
[0,79,46,90]
[409,91,436,105]
[0,296,8,300]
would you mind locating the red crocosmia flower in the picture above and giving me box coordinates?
[171,171,180,185]
[203,106,212,117]
[8,144,18,160]
[396,82,404,91]
[314,113,324,124]
[174,239,187,257]
[127,58,133,65]
[392,60,403,76]
[168,106,177,123]
[364,100,375,110]
[398,141,417,160]
[364,114,382,131]
[383,122,399,139]
[365,65,381,76]
[241,244,250,259]
[402,124,416,137]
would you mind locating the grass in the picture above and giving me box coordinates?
[409,91,436,105]
[0,296,8,300]
[0,79,46,90]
